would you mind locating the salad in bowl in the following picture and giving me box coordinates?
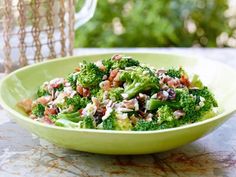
[18,54,218,131]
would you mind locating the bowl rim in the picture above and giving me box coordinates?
[0,52,236,135]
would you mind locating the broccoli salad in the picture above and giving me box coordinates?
[18,54,218,131]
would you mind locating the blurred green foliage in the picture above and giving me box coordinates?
[75,0,233,47]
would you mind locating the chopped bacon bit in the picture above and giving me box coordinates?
[37,96,52,105]
[95,60,106,71]
[160,75,182,88]
[76,85,83,96]
[108,69,119,81]
[161,76,172,84]
[180,75,190,87]
[17,99,32,114]
[49,78,65,88]
[101,80,111,91]
[96,106,106,117]
[113,71,120,82]
[99,64,106,71]
[82,88,90,97]
[167,79,181,88]
[111,71,121,87]
[112,81,121,87]
[101,107,106,115]
[75,67,81,72]
[99,80,111,91]
[44,107,57,116]
[111,54,122,61]
[51,83,61,89]
[78,109,83,115]
[76,85,90,97]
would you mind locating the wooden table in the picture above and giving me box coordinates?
[0,48,236,177]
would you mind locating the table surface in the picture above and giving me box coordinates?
[0,48,236,177]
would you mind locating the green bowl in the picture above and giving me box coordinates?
[0,53,236,155]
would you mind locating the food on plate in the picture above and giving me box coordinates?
[18,54,218,131]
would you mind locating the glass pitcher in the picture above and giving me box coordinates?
[0,0,97,73]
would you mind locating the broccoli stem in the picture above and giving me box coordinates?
[57,112,82,123]
[146,99,180,111]
[81,116,95,129]
[55,119,79,128]
[124,81,158,99]
[123,81,143,99]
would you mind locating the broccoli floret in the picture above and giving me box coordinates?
[166,67,185,78]
[102,58,113,73]
[90,87,100,97]
[190,87,218,113]
[108,87,124,102]
[147,89,198,121]
[97,88,123,102]
[133,118,182,131]
[166,69,181,78]
[103,113,116,130]
[133,106,175,131]
[157,120,177,130]
[57,112,82,122]
[157,102,199,128]
[65,95,80,108]
[96,89,105,102]
[147,87,218,124]
[178,90,197,118]
[67,72,79,90]
[112,56,140,69]
[102,111,132,130]
[146,89,198,122]
[119,66,159,99]
[36,86,49,98]
[65,94,90,111]
[80,97,90,108]
[102,55,140,71]
[77,61,104,88]
[32,103,45,117]
[147,89,195,111]
[157,105,174,124]
[133,119,159,131]
[80,116,95,129]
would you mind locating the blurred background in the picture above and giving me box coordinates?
[75,0,236,48]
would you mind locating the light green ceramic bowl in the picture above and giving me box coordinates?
[0,53,236,155]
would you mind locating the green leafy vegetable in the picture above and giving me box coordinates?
[32,103,45,117]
